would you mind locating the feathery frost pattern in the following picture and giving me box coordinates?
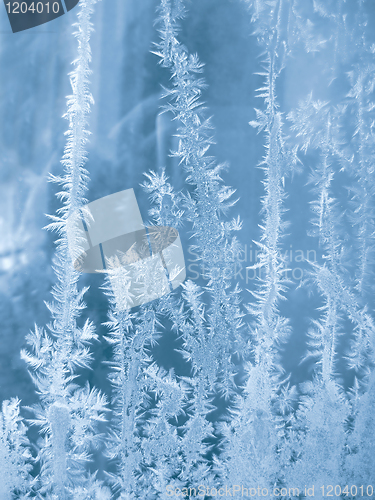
[0,399,33,499]
[218,0,298,490]
[20,0,108,497]
[155,0,245,399]
[1,0,375,497]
